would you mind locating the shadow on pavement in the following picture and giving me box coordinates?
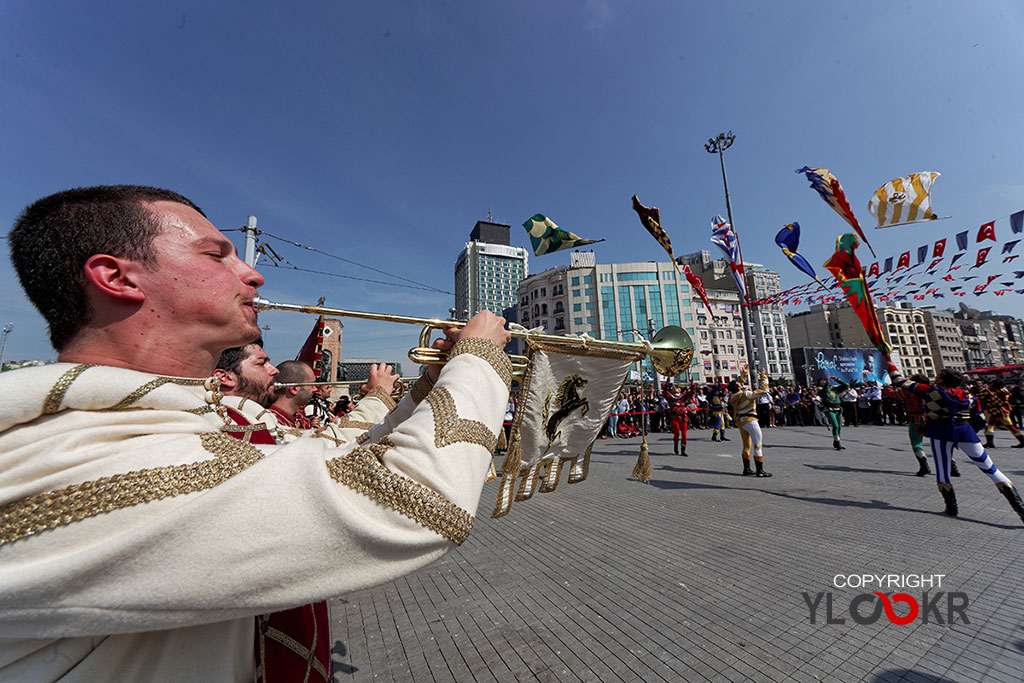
[331,640,358,675]
[641,470,1020,530]
[867,670,958,683]
[803,463,917,477]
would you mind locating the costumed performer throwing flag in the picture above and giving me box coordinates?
[817,375,847,452]
[663,382,697,456]
[886,357,1024,524]
[728,369,772,478]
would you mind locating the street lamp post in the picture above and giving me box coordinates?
[0,323,13,371]
[705,131,758,375]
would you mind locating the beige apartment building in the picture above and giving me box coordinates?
[920,308,967,373]
[838,304,934,375]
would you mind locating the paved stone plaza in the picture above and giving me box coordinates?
[330,424,1024,682]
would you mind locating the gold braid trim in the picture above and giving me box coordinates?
[427,386,498,451]
[447,338,513,389]
[43,366,211,416]
[410,374,435,404]
[186,405,218,416]
[326,444,473,545]
[335,418,375,431]
[310,426,344,447]
[362,387,397,412]
[356,432,371,445]
[110,376,206,410]
[42,364,96,414]
[0,433,264,547]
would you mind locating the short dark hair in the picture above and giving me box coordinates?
[938,368,963,388]
[728,380,741,393]
[8,185,205,351]
[275,360,314,385]
[910,373,929,384]
[215,337,265,375]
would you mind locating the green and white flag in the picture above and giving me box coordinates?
[522,214,603,256]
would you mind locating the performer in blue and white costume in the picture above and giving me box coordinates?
[886,356,1024,524]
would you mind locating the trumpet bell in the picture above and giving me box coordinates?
[648,325,695,376]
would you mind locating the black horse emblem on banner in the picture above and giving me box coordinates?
[544,374,590,444]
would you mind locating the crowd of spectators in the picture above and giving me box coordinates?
[594,378,1024,438]
[497,377,1024,440]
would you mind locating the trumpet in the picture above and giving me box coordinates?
[253,297,694,378]
[274,378,419,388]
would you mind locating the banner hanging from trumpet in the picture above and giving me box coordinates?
[493,340,644,518]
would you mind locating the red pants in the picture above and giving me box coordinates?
[669,413,687,444]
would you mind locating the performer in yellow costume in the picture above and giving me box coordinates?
[728,370,771,477]
[975,379,1024,449]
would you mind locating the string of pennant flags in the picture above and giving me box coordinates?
[753,208,1024,306]
[519,162,1024,360]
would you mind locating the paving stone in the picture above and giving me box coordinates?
[330,426,1024,681]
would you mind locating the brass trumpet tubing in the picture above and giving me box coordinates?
[256,297,655,355]
[255,299,459,329]
[275,378,419,388]
[254,297,693,376]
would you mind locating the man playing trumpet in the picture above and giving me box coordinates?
[0,185,512,680]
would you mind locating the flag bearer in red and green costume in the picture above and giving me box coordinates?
[817,375,847,451]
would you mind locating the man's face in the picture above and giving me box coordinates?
[136,201,264,353]
[294,365,317,407]
[233,345,279,407]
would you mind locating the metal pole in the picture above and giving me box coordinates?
[244,215,258,268]
[648,317,662,396]
[706,131,758,376]
[0,323,13,371]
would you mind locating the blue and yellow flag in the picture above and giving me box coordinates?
[522,214,603,256]
[774,222,823,286]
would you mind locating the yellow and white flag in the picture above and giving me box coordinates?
[868,172,941,228]
[492,340,643,518]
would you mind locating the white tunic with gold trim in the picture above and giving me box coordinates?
[0,338,511,681]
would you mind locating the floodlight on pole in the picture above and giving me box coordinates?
[704,131,758,373]
[0,323,13,371]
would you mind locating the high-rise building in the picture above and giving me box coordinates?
[453,220,529,319]
[678,250,793,380]
[516,252,773,382]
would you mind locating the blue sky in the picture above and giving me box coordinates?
[3,1,1024,367]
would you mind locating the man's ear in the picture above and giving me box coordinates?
[213,368,238,391]
[82,254,146,302]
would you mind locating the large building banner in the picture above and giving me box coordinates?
[792,347,892,387]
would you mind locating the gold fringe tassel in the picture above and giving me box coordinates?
[496,426,508,452]
[631,434,651,482]
[485,458,498,482]
[499,437,522,479]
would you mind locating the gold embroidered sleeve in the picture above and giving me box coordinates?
[447,338,513,389]
[409,374,434,404]
[426,386,498,451]
[326,444,474,545]
[0,433,263,547]
[362,387,397,412]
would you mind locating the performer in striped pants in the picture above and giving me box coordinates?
[888,361,1024,524]
[728,370,771,477]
